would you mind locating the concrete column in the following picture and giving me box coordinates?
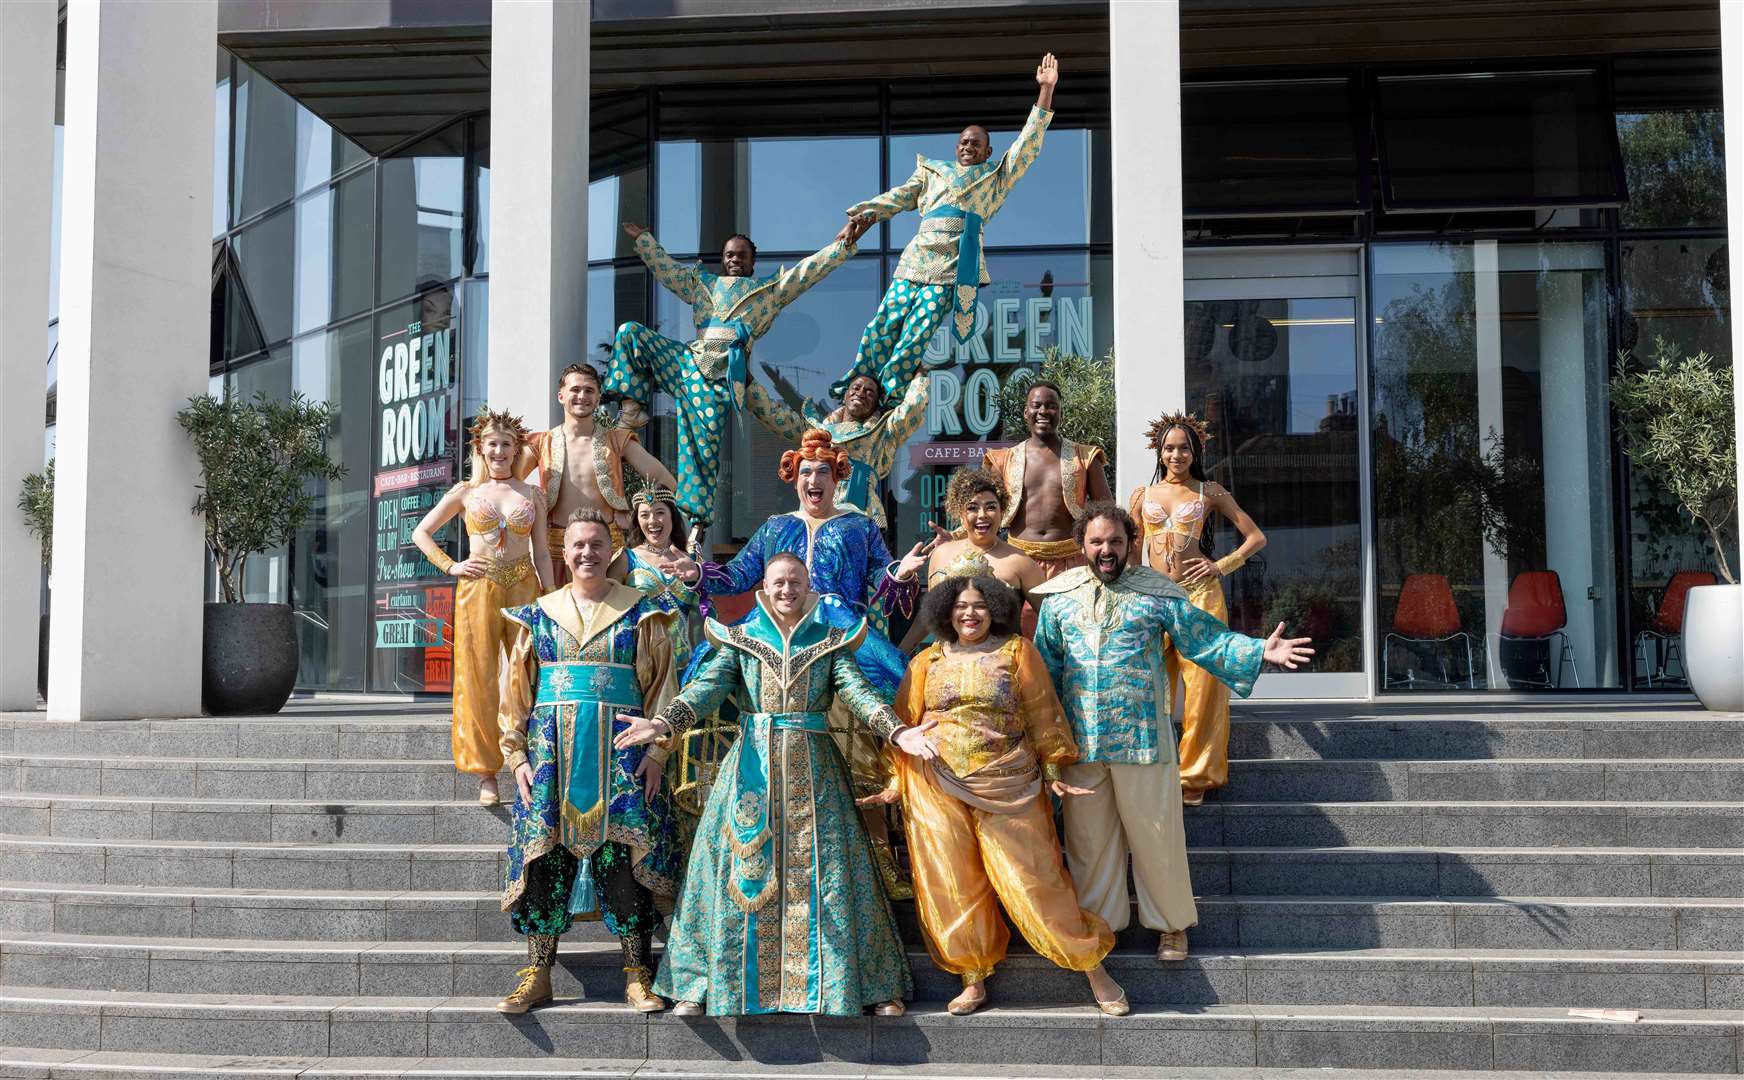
[49,0,215,721]
[1537,265,1602,687]
[1723,4,1744,640]
[487,0,589,430]
[1109,0,1183,502]
[0,0,57,710]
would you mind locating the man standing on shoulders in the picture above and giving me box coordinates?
[1032,503,1311,964]
[495,509,684,1015]
[522,363,677,583]
[981,380,1112,632]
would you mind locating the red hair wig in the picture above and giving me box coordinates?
[778,429,853,483]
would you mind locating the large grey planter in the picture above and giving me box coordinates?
[202,602,299,716]
[1683,583,1743,713]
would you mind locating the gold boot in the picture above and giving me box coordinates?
[870,835,913,902]
[496,934,556,1014]
[621,933,665,1013]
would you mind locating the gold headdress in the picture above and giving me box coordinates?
[631,484,678,509]
[1145,411,1212,451]
[467,405,531,454]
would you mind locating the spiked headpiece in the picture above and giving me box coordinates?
[1145,411,1212,452]
[468,405,531,455]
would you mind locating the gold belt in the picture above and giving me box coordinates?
[1009,536,1082,562]
[479,556,535,588]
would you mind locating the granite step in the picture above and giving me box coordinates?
[7,835,1738,898]
[0,1053,1736,1080]
[1227,712,1744,761]
[0,987,1738,1072]
[12,753,1744,806]
[1214,759,1744,803]
[0,882,1738,952]
[8,793,1744,849]
[2,933,1739,1011]
[0,754,500,803]
[0,717,453,762]
[1187,801,1744,849]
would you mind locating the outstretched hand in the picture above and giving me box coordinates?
[857,787,900,807]
[834,216,872,247]
[614,712,666,749]
[621,221,647,239]
[1261,622,1315,670]
[893,719,938,761]
[1036,52,1059,89]
[1048,778,1093,798]
[893,523,951,581]
[659,553,702,583]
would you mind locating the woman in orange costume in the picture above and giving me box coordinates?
[1127,413,1266,805]
[870,575,1124,1017]
[413,408,554,805]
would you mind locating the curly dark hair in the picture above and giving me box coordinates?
[921,575,1023,644]
[1073,501,1137,549]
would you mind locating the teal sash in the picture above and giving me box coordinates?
[704,316,755,408]
[842,457,874,512]
[537,661,643,862]
[727,711,828,913]
[923,204,984,342]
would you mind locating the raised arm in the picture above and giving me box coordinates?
[770,236,856,311]
[615,429,679,492]
[989,57,1057,206]
[846,165,925,225]
[627,225,708,307]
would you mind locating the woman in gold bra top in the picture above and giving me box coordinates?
[887,467,1045,653]
[413,407,554,805]
[1128,412,1266,806]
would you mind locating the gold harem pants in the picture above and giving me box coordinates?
[450,557,540,776]
[898,755,1113,984]
[1167,578,1231,797]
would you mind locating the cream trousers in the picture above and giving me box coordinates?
[1060,757,1198,933]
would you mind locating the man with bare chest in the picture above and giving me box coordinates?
[522,364,677,584]
[981,381,1112,632]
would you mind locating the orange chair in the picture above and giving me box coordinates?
[1634,571,1718,686]
[1384,574,1475,689]
[1499,570,1579,689]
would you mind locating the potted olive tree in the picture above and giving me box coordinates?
[16,461,52,699]
[178,392,345,715]
[1612,340,1740,712]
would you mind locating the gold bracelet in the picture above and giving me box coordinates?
[1215,553,1246,577]
[429,550,455,573]
[1043,762,1063,783]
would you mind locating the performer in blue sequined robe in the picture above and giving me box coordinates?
[623,581,913,1016]
[497,560,683,1013]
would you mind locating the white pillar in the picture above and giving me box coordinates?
[1472,240,1510,688]
[1110,0,1183,503]
[1724,3,1744,634]
[1537,265,1602,687]
[50,0,215,720]
[487,0,590,430]
[0,0,57,710]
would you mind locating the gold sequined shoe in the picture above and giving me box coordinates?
[1156,929,1189,963]
[870,836,913,902]
[496,934,556,1014]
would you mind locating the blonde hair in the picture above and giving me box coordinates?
[465,407,535,487]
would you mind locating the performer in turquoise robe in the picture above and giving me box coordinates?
[616,556,913,1017]
[605,222,866,539]
[496,512,684,1015]
[831,53,1058,402]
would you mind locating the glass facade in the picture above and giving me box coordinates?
[211,58,485,692]
[594,79,1113,551]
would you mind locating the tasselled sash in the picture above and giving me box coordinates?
[537,661,644,863]
[703,316,756,409]
[921,204,984,342]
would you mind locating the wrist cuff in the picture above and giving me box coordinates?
[429,550,455,573]
[1215,554,1246,576]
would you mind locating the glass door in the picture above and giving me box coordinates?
[1184,249,1372,698]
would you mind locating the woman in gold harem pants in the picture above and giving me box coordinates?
[873,575,1124,1017]
[1131,412,1267,805]
[413,407,554,805]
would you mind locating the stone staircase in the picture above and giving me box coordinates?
[0,698,1739,1079]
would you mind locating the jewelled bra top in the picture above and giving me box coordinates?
[1141,483,1207,577]
[464,493,537,548]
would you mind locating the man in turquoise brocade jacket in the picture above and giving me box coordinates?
[1033,503,1312,966]
[831,53,1059,404]
[495,509,683,1016]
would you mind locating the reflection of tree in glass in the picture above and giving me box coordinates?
[1617,111,1726,230]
